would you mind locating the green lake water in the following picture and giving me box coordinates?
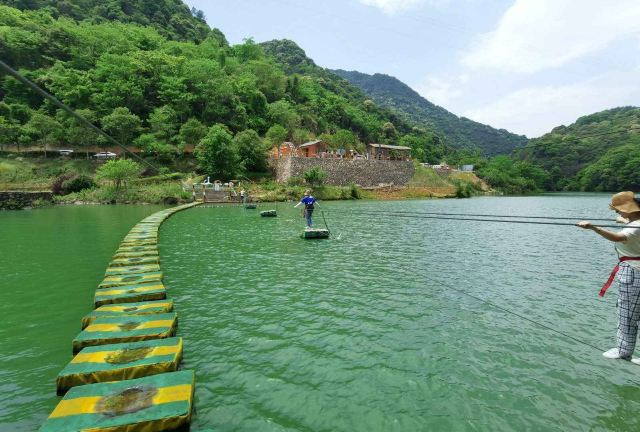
[3,195,640,431]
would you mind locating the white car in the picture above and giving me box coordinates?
[93,152,117,159]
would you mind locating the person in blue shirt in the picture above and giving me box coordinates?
[294,189,319,227]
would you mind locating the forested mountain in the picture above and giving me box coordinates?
[332,69,528,157]
[0,2,462,175]
[1,0,214,43]
[518,107,640,191]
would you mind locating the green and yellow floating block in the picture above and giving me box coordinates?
[72,313,177,354]
[56,337,183,394]
[119,238,157,247]
[110,255,159,267]
[42,370,194,432]
[113,249,159,260]
[82,300,174,329]
[115,244,158,254]
[98,272,163,289]
[94,283,167,308]
[104,264,161,276]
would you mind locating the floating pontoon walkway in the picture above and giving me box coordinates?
[42,201,200,431]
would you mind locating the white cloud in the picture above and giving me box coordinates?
[357,0,446,15]
[463,69,640,137]
[462,0,640,73]
[413,74,469,106]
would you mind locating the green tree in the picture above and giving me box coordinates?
[25,112,63,157]
[265,124,288,157]
[0,116,20,151]
[195,124,241,179]
[101,107,142,147]
[96,159,140,190]
[65,109,99,158]
[233,129,267,172]
[267,100,299,132]
[178,118,207,152]
[148,105,178,142]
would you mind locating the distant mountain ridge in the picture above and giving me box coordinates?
[332,69,528,156]
[518,106,640,191]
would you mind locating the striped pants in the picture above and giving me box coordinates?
[617,264,640,358]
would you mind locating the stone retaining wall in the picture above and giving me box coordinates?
[273,157,415,187]
[0,191,53,210]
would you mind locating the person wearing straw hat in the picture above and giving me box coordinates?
[294,189,319,227]
[578,191,640,362]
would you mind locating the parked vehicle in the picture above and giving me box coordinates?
[93,152,117,159]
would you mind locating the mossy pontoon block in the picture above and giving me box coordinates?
[110,255,160,267]
[302,228,330,239]
[104,264,161,276]
[115,244,158,253]
[113,249,159,259]
[41,370,195,432]
[82,300,174,329]
[260,210,277,217]
[244,204,257,209]
[94,283,166,307]
[98,272,163,289]
[72,313,177,354]
[56,337,183,394]
[119,238,157,247]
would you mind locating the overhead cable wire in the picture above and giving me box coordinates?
[357,209,619,222]
[0,59,158,172]
[351,211,626,229]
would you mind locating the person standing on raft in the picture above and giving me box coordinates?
[578,191,640,362]
[294,190,318,227]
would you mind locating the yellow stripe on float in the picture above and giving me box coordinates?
[84,319,174,333]
[98,302,170,313]
[71,345,179,364]
[96,285,164,296]
[49,384,192,418]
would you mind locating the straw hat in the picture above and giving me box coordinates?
[609,191,640,213]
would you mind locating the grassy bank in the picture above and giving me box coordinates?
[1,157,488,206]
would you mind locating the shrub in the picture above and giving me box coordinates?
[51,172,75,195]
[287,176,304,186]
[304,167,326,186]
[350,183,361,199]
[63,175,95,194]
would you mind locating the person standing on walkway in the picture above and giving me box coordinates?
[578,191,640,362]
[294,189,318,227]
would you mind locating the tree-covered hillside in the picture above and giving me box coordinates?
[1,0,213,43]
[518,107,640,191]
[332,69,529,157]
[0,3,460,178]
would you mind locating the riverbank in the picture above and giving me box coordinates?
[0,156,489,209]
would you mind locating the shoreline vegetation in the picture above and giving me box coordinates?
[0,156,490,208]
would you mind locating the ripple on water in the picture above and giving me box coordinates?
[160,196,640,431]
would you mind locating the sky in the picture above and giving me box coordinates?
[183,0,640,138]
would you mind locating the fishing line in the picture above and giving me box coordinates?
[421,273,606,353]
[350,211,626,229]
[354,209,619,222]
[0,59,158,172]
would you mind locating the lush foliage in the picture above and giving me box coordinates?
[0,6,458,177]
[194,124,240,179]
[96,158,140,189]
[476,156,548,194]
[303,166,326,186]
[332,69,528,157]
[518,107,640,191]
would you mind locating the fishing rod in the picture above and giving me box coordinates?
[0,59,158,172]
[351,211,627,229]
[321,210,331,233]
[356,209,619,222]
